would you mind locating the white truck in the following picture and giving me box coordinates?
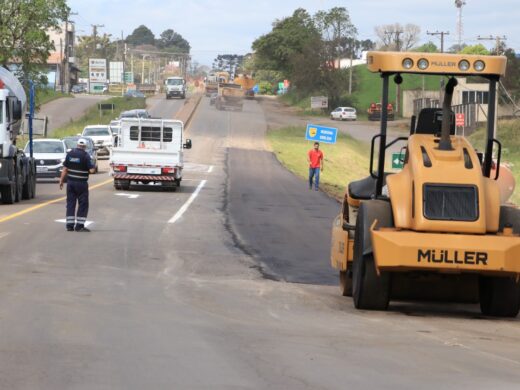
[109,118,192,191]
[0,68,36,203]
[165,76,186,99]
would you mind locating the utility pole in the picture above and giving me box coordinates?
[63,11,78,93]
[427,30,450,53]
[91,24,104,55]
[477,35,507,55]
[384,29,404,116]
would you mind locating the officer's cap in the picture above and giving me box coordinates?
[77,138,88,146]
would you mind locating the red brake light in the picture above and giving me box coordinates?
[162,167,175,175]
[113,165,127,172]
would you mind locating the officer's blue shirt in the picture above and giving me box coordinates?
[63,148,94,182]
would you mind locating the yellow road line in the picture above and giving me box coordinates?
[0,178,113,224]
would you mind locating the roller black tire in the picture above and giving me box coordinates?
[340,270,352,297]
[352,202,391,310]
[479,276,520,317]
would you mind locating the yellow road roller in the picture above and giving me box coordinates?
[331,51,520,316]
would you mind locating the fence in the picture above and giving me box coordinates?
[413,98,482,135]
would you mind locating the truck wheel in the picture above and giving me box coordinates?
[1,177,16,205]
[479,276,520,317]
[14,167,23,203]
[340,270,352,297]
[121,180,131,191]
[352,201,392,310]
[22,168,32,200]
[114,180,122,190]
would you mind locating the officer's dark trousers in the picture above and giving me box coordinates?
[66,180,89,229]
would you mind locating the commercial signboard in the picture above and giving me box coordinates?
[89,58,106,93]
[311,96,328,109]
[89,58,107,83]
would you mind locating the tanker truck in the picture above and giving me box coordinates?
[0,67,36,203]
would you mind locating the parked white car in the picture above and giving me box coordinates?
[330,107,357,121]
[24,138,66,179]
[81,125,113,158]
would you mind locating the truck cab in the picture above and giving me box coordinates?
[165,77,186,99]
[0,68,36,204]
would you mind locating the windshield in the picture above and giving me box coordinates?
[63,138,94,152]
[83,127,111,136]
[28,141,64,153]
[120,112,137,118]
[167,79,183,85]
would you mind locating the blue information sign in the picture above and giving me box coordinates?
[305,124,338,144]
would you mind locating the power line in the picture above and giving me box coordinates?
[477,35,507,55]
[427,30,450,53]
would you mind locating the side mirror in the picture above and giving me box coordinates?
[77,133,82,136]
[66,148,72,152]
[13,100,22,121]
[183,139,192,149]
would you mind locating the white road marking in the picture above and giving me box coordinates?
[207,165,214,173]
[168,180,207,224]
[0,232,10,239]
[184,162,212,173]
[55,219,93,227]
[115,193,140,199]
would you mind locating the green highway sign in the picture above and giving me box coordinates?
[124,72,134,83]
[392,152,405,169]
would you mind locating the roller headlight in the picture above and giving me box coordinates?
[474,60,485,72]
[417,58,429,70]
[402,58,414,69]
[459,60,470,71]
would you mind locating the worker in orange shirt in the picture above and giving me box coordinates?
[307,142,324,191]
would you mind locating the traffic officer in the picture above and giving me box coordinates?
[59,138,96,232]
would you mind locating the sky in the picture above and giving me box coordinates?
[69,0,520,66]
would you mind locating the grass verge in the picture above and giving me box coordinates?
[267,126,369,199]
[468,119,520,205]
[51,96,146,138]
[35,89,71,107]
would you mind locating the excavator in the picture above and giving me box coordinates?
[331,51,520,317]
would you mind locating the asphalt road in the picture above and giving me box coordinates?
[146,93,186,119]
[0,96,519,389]
[38,94,108,133]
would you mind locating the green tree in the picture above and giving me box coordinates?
[460,44,490,55]
[74,34,117,78]
[413,41,439,53]
[126,25,155,46]
[157,29,190,52]
[252,8,319,77]
[502,48,520,95]
[0,0,69,84]
[314,7,357,60]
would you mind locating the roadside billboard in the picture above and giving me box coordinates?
[311,96,328,109]
[89,58,107,93]
[109,61,124,83]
